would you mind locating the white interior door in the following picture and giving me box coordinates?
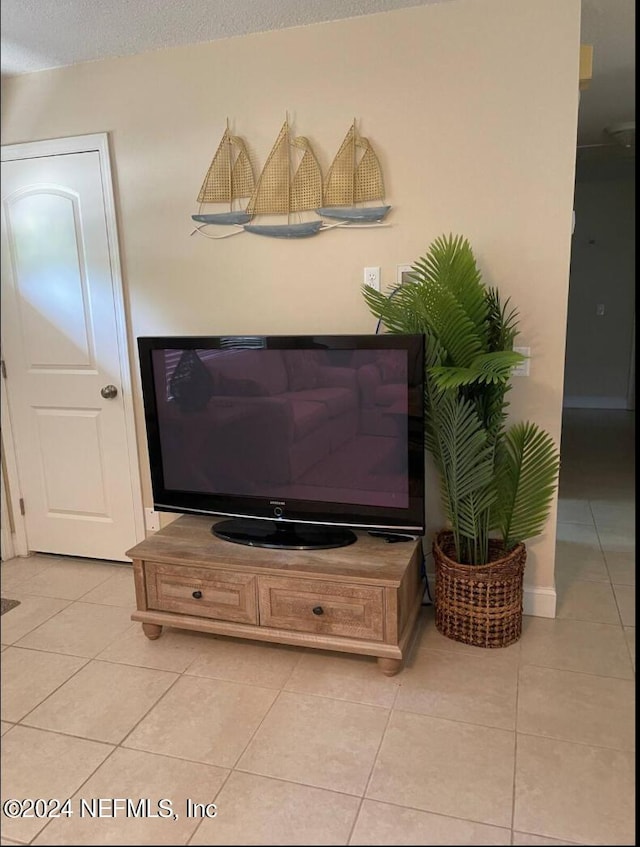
[1,141,143,561]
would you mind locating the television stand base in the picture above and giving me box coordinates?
[128,514,423,676]
[367,530,418,543]
[213,518,357,550]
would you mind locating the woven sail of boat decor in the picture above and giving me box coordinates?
[354,137,384,203]
[290,137,323,211]
[246,121,290,215]
[197,128,255,204]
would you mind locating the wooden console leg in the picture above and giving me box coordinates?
[142,623,162,640]
[378,657,402,676]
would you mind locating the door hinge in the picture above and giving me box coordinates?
[1,360,6,379]
[19,498,25,516]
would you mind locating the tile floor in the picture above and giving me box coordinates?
[0,409,635,845]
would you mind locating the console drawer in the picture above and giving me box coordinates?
[145,562,258,624]
[258,576,384,641]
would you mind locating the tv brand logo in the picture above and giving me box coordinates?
[270,501,286,506]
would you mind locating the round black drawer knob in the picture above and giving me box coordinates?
[192,590,203,599]
[312,606,324,616]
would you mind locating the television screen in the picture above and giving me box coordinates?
[138,335,424,548]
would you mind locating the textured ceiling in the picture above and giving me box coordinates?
[0,0,441,75]
[0,0,634,148]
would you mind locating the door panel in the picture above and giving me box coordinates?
[10,189,95,369]
[1,150,141,560]
[34,407,109,516]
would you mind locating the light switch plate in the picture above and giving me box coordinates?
[512,346,530,377]
[397,264,413,285]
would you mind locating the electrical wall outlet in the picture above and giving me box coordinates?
[596,303,605,316]
[512,346,531,377]
[145,507,160,532]
[364,267,381,291]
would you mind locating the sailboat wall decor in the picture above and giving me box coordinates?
[243,120,324,238]
[316,122,391,223]
[192,124,255,226]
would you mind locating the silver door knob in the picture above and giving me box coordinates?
[101,384,118,399]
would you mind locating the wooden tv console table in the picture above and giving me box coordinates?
[128,514,423,676]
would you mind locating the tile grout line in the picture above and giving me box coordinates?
[7,599,132,655]
[554,609,624,627]
[223,651,306,771]
[513,828,586,846]
[621,627,636,673]
[10,653,93,727]
[388,703,515,733]
[16,667,184,752]
[412,641,521,661]
[182,661,307,844]
[17,661,179,742]
[222,766,364,801]
[345,762,516,838]
[571,500,635,630]
[592,515,634,598]
[590,499,628,630]
[510,656,521,838]
[204,763,524,838]
[2,561,126,609]
[14,734,122,846]
[518,657,635,681]
[1,836,30,847]
[514,728,637,754]
[26,659,213,844]
[115,663,191,750]
[184,765,234,846]
[0,597,75,647]
[0,555,57,585]
[587,498,598,538]
[345,683,400,845]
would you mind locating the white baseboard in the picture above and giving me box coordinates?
[563,395,628,409]
[523,585,557,618]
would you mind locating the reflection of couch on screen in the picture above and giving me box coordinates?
[156,347,413,497]
[351,350,408,437]
[157,349,360,490]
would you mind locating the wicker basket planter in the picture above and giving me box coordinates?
[433,531,527,648]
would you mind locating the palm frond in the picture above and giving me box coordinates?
[412,234,488,339]
[475,381,510,446]
[363,284,422,334]
[491,422,560,547]
[426,287,486,367]
[436,392,496,562]
[423,330,446,460]
[429,351,526,390]
[407,236,489,367]
[486,287,520,352]
[456,488,497,541]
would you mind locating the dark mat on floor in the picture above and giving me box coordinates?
[1,598,21,615]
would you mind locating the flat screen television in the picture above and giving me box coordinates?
[137,334,425,549]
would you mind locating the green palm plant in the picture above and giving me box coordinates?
[363,234,560,565]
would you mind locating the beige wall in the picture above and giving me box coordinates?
[0,0,581,592]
